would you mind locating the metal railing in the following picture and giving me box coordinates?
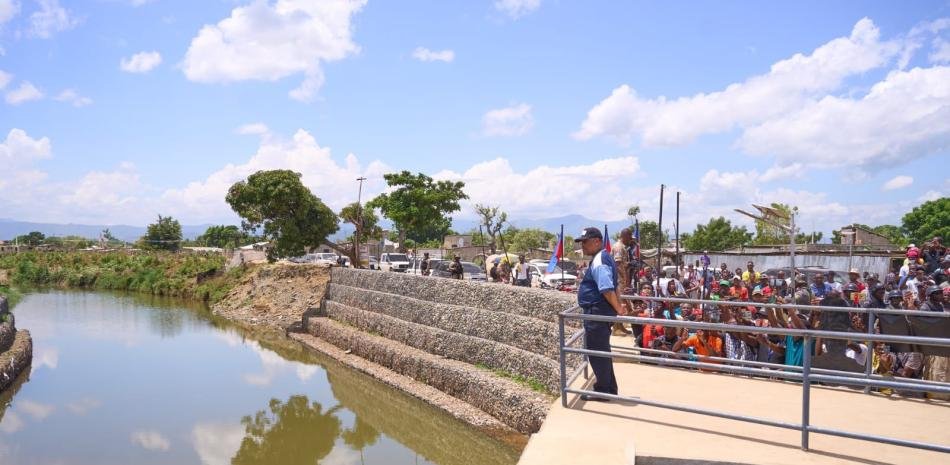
[557,294,950,454]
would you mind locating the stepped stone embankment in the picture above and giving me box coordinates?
[0,296,32,393]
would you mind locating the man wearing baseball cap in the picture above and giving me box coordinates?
[575,227,624,401]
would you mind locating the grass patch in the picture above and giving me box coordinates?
[0,251,243,304]
[475,363,549,394]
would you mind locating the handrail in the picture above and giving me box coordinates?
[557,295,950,455]
[622,293,950,317]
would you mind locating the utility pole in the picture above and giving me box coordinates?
[355,176,367,268]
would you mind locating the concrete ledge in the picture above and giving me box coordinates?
[0,329,32,393]
[305,316,552,433]
[326,283,564,359]
[330,267,575,323]
[324,299,560,392]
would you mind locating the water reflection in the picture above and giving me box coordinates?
[0,291,520,465]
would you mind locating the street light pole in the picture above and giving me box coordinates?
[355,176,367,268]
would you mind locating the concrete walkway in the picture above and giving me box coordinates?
[518,337,950,465]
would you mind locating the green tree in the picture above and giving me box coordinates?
[638,220,668,249]
[342,416,380,464]
[681,217,752,251]
[140,215,182,251]
[367,171,468,250]
[871,224,908,246]
[14,231,45,246]
[796,231,823,244]
[901,198,950,245]
[752,203,793,245]
[196,225,251,248]
[475,204,507,254]
[339,202,382,244]
[226,170,340,262]
[509,228,555,253]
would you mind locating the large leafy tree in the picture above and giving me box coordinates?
[508,227,555,253]
[14,231,45,246]
[871,224,908,246]
[197,225,253,249]
[681,217,752,251]
[140,215,182,251]
[232,396,342,465]
[902,198,950,245]
[339,202,382,244]
[226,170,339,262]
[474,204,507,254]
[367,171,468,250]
[638,220,668,250]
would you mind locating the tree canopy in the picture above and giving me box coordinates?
[681,217,752,251]
[140,215,182,251]
[196,225,254,249]
[902,198,949,245]
[752,203,793,245]
[508,227,555,253]
[637,220,668,249]
[14,231,45,246]
[339,202,382,244]
[226,170,339,262]
[367,171,468,249]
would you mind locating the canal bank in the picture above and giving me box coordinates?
[0,289,32,394]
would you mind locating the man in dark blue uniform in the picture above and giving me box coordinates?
[575,227,625,401]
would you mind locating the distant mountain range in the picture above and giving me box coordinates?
[0,214,631,244]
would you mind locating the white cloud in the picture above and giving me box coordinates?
[192,422,245,465]
[59,162,142,210]
[28,0,80,38]
[160,128,391,223]
[131,430,171,451]
[235,122,269,136]
[321,446,361,465]
[120,51,162,73]
[0,128,51,164]
[412,47,454,63]
[182,0,366,102]
[0,70,10,90]
[66,397,102,415]
[0,0,19,27]
[5,81,43,104]
[16,400,54,420]
[54,88,92,107]
[433,156,641,221]
[242,339,319,387]
[482,103,533,136]
[574,18,901,146]
[882,175,913,191]
[494,0,540,19]
[737,66,950,170]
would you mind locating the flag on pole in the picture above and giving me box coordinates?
[633,219,640,260]
[547,231,563,273]
[604,224,612,253]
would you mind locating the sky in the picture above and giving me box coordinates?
[0,0,948,238]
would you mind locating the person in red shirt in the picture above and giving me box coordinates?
[729,276,749,300]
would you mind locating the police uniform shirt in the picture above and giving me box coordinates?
[578,250,618,313]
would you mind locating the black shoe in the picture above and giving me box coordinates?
[580,394,611,402]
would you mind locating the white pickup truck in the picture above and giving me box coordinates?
[378,253,411,272]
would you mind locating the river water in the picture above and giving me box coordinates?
[0,291,521,465]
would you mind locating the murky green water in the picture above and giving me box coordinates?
[0,291,521,465]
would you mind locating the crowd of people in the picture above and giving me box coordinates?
[604,232,950,399]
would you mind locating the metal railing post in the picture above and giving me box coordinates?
[864,309,875,394]
[802,335,812,451]
[559,312,568,407]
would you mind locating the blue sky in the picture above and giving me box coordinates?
[0,0,948,238]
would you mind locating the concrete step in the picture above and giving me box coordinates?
[302,316,554,434]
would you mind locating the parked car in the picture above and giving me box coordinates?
[763,267,848,287]
[379,253,411,272]
[367,257,379,270]
[529,259,578,275]
[527,263,577,289]
[311,252,342,267]
[407,258,445,275]
[288,253,317,264]
[430,261,487,281]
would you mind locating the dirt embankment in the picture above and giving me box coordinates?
[212,264,329,330]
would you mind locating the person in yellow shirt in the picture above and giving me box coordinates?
[741,261,760,287]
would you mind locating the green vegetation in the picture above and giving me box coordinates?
[475,363,549,394]
[681,217,753,251]
[902,197,949,245]
[227,169,340,262]
[368,171,468,249]
[0,251,247,303]
[140,215,184,251]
